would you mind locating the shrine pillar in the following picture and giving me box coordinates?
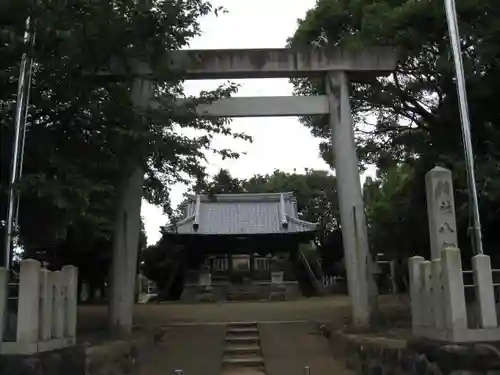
[326,71,375,327]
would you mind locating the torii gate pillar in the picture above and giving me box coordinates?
[327,72,376,327]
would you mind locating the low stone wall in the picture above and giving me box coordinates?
[0,346,86,375]
[180,281,301,302]
[323,327,500,375]
[85,328,163,375]
[0,327,165,375]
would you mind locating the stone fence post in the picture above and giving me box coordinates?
[52,270,65,340]
[17,259,41,353]
[409,165,499,341]
[39,268,53,342]
[441,247,467,331]
[421,261,433,327]
[63,265,78,344]
[1,260,79,354]
[432,259,445,329]
[472,254,498,328]
[409,256,424,333]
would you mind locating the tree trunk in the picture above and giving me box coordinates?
[108,166,144,335]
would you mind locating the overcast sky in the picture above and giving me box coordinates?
[142,0,330,245]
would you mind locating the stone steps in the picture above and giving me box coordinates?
[226,294,260,301]
[221,322,266,375]
[224,345,261,355]
[222,356,265,366]
[225,336,260,345]
[227,327,258,335]
[227,322,258,328]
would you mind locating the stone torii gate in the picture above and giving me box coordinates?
[103,47,397,331]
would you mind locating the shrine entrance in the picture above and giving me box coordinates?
[95,46,397,329]
[145,47,398,326]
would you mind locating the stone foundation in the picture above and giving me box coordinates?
[180,281,301,302]
[322,326,500,375]
[0,328,165,375]
[0,346,86,375]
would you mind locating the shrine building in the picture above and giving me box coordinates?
[163,192,319,301]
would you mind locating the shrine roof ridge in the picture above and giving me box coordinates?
[184,192,296,203]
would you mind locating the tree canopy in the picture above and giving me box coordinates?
[1,0,249,284]
[289,0,500,261]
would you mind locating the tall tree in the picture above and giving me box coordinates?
[193,168,246,195]
[289,0,500,259]
[1,0,250,332]
[243,169,341,267]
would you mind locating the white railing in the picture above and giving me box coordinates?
[211,258,229,272]
[409,247,499,342]
[462,269,500,299]
[0,259,78,355]
[322,275,344,287]
[254,257,270,270]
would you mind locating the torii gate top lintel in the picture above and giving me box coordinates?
[104,46,397,81]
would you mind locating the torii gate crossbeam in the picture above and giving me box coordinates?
[101,47,396,80]
[164,96,330,117]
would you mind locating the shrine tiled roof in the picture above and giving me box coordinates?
[165,192,317,235]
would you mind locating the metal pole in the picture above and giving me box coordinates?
[14,29,36,227]
[443,0,483,255]
[3,16,35,269]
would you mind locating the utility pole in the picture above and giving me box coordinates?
[443,0,483,255]
[3,16,35,269]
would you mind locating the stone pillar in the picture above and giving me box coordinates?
[199,271,212,288]
[409,256,424,332]
[136,274,144,295]
[271,271,284,284]
[250,253,255,276]
[0,267,7,345]
[109,78,152,334]
[421,261,433,327]
[17,259,41,347]
[39,268,53,341]
[425,167,458,260]
[389,260,397,294]
[441,247,467,331]
[62,265,78,340]
[80,282,89,302]
[432,259,445,328]
[326,71,373,327]
[472,254,498,328]
[51,270,65,339]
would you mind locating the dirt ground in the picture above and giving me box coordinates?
[77,296,349,333]
[77,295,411,334]
[260,322,353,375]
[78,295,411,375]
